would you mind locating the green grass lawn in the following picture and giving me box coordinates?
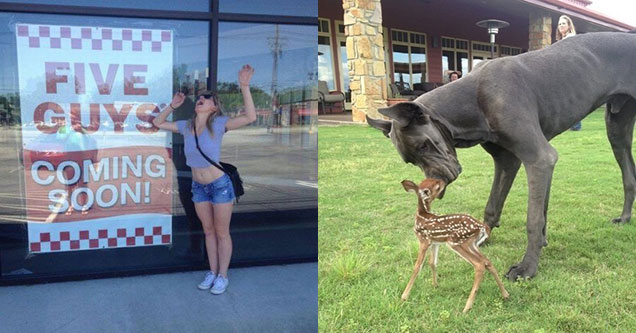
[318,110,636,332]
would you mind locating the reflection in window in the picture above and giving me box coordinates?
[442,50,455,75]
[411,46,426,87]
[220,0,316,16]
[318,36,334,90]
[392,44,410,88]
[0,12,212,277]
[218,22,317,213]
[457,52,468,74]
[339,40,350,103]
[391,29,426,89]
[0,0,210,11]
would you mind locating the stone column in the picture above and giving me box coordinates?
[343,0,387,122]
[529,11,552,51]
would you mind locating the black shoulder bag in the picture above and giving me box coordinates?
[193,125,245,202]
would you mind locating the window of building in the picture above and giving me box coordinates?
[0,3,317,284]
[501,45,522,56]
[391,29,427,91]
[0,0,211,11]
[471,41,499,70]
[219,0,316,16]
[318,18,335,90]
[218,22,317,212]
[335,21,350,105]
[441,37,469,79]
[0,12,210,279]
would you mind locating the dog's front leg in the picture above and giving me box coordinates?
[506,144,558,281]
[482,143,522,230]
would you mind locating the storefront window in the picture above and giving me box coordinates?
[219,0,315,16]
[0,12,210,280]
[0,0,210,11]
[217,22,317,214]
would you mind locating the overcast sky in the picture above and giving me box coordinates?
[588,0,636,28]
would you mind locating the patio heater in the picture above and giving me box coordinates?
[476,19,509,59]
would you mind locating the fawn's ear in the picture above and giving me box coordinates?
[401,180,418,192]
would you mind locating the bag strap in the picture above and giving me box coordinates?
[193,123,227,174]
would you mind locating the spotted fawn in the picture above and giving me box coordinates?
[401,178,509,313]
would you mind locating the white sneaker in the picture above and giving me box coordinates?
[210,275,229,294]
[197,271,216,290]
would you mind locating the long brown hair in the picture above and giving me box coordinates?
[188,90,221,137]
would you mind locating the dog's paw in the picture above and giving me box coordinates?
[611,216,630,224]
[505,262,537,281]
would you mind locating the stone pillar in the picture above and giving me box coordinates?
[529,11,552,51]
[343,0,387,122]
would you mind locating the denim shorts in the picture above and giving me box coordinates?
[191,174,235,204]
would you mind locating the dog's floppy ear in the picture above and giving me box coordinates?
[366,115,392,138]
[378,102,428,127]
[401,179,418,192]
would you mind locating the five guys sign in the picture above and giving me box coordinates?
[16,24,174,254]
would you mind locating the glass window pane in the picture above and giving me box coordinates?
[442,50,455,74]
[457,52,468,74]
[0,12,209,279]
[220,0,316,16]
[392,44,410,88]
[217,22,317,213]
[0,0,210,11]
[411,46,426,85]
[339,40,350,102]
[318,36,335,90]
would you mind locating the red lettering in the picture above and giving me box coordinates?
[34,102,65,134]
[70,103,100,134]
[45,62,69,94]
[124,64,148,95]
[104,104,132,132]
[74,63,85,94]
[90,63,118,95]
[136,103,161,133]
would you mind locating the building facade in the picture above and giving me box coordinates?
[0,0,317,284]
[318,0,634,121]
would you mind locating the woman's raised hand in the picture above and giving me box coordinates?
[171,92,186,109]
[238,64,254,88]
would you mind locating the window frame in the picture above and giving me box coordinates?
[389,28,428,88]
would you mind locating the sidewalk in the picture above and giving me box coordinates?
[318,111,362,125]
[0,262,317,333]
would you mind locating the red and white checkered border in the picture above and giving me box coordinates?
[16,24,172,52]
[30,226,171,253]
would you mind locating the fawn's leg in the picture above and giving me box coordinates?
[429,244,440,287]
[401,239,430,301]
[451,243,485,313]
[468,241,509,299]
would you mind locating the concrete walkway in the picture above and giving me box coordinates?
[318,111,362,125]
[0,262,317,333]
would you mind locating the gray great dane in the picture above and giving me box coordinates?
[368,32,636,280]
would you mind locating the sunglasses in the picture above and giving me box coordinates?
[197,93,217,101]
